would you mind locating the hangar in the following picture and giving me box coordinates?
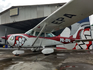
[0,3,65,34]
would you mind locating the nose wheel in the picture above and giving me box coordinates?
[12,50,25,56]
[12,47,25,56]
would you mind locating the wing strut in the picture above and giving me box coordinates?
[32,23,47,46]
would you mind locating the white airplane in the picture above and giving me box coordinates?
[1,0,93,55]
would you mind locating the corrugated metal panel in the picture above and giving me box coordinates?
[37,6,44,18]
[51,5,57,13]
[30,6,37,19]
[19,7,26,21]
[1,12,6,24]
[5,11,10,23]
[44,5,51,16]
[24,6,32,19]
[1,10,11,24]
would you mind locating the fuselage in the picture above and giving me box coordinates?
[6,33,76,48]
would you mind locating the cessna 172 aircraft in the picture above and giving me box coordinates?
[1,0,93,55]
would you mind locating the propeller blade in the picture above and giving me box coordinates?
[5,28,7,45]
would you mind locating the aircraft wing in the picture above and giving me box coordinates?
[31,0,93,33]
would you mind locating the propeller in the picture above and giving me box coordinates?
[4,28,8,47]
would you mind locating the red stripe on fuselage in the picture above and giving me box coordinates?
[21,34,76,44]
[56,47,67,49]
[8,34,76,44]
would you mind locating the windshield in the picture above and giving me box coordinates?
[25,29,34,35]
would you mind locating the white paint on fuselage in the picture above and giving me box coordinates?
[22,37,62,47]
[8,34,62,48]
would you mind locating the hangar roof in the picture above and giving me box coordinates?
[0,3,65,15]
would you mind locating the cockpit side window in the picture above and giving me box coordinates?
[35,32,44,37]
[40,33,44,37]
[30,31,34,35]
[35,32,39,36]
[46,33,55,37]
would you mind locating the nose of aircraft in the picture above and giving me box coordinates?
[7,35,15,46]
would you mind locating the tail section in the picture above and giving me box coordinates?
[59,24,84,39]
[56,17,92,50]
[73,26,92,50]
[56,26,84,50]
[59,27,71,37]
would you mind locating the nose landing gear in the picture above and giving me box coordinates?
[12,50,25,56]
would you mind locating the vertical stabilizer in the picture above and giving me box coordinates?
[72,27,84,39]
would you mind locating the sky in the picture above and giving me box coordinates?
[0,0,71,13]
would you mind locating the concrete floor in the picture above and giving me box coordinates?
[0,49,93,70]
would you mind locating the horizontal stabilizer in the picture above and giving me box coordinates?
[75,39,93,42]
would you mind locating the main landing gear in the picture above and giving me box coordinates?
[31,46,54,55]
[31,47,40,52]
